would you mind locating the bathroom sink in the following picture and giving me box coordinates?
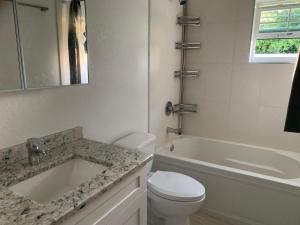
[9,159,107,204]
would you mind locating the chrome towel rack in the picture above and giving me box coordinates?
[177,16,200,26]
[175,42,201,50]
[167,2,200,135]
[174,70,200,79]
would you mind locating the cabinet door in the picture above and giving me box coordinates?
[109,191,147,225]
[60,161,150,225]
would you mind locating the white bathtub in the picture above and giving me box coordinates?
[153,136,300,225]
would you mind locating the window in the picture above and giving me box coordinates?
[250,1,300,63]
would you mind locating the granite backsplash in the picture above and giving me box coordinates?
[0,127,83,168]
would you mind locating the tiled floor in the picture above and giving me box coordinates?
[148,209,236,225]
[191,212,235,225]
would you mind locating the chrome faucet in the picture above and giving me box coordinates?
[27,138,46,166]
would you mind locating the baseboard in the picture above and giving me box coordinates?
[198,207,266,225]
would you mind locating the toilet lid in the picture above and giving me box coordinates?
[148,171,205,202]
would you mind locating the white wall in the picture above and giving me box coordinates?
[183,0,300,152]
[0,0,149,149]
[149,0,182,146]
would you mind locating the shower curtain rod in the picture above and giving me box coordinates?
[17,0,86,12]
[63,0,85,2]
[18,2,48,11]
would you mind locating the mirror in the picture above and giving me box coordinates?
[17,0,61,88]
[0,0,22,91]
[0,0,89,92]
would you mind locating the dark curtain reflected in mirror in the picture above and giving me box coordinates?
[285,52,300,132]
[68,0,88,85]
[58,0,88,86]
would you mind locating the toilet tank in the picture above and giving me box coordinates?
[114,133,156,155]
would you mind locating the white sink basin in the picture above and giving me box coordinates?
[9,159,107,204]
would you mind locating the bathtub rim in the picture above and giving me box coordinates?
[163,135,300,162]
[155,136,300,196]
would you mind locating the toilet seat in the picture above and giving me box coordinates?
[148,171,205,202]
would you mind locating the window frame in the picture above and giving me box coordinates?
[250,3,300,64]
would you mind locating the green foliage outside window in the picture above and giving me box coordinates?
[256,39,300,54]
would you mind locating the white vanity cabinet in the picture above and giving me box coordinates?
[61,162,150,225]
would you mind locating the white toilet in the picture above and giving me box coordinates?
[114,133,206,225]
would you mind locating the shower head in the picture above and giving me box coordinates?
[179,0,187,5]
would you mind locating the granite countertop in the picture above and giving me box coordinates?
[0,138,152,225]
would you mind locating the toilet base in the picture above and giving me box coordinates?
[148,199,191,225]
[165,216,190,225]
[148,204,165,225]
